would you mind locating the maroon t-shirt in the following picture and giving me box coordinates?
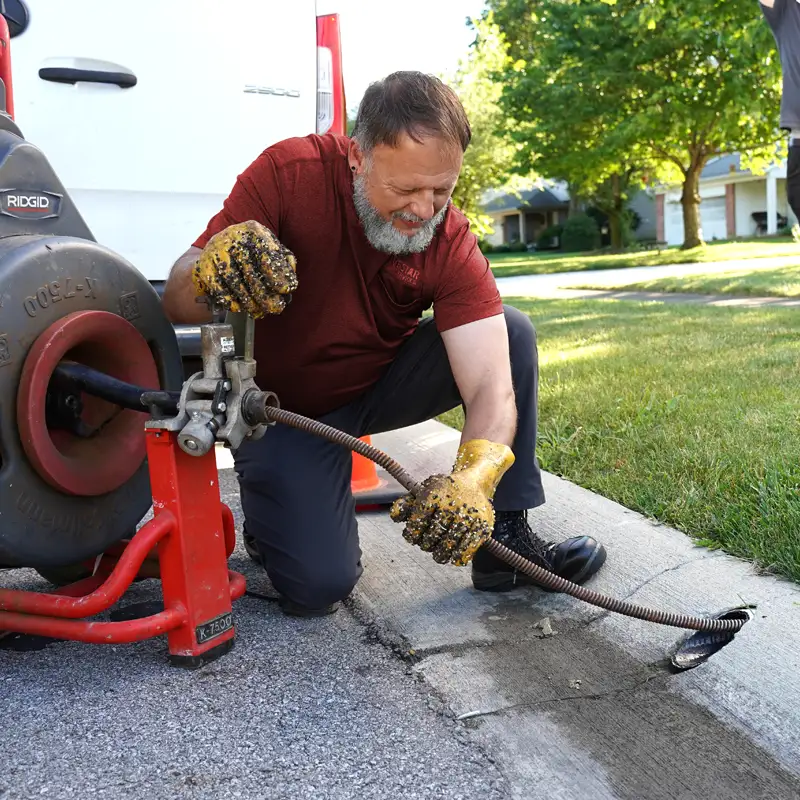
[192,133,503,418]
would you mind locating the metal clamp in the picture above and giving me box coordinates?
[146,302,275,456]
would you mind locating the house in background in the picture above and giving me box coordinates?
[481,180,657,247]
[481,181,570,247]
[655,154,797,246]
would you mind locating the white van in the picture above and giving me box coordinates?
[2,0,346,289]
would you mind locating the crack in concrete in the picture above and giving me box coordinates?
[455,670,668,722]
[583,553,728,629]
[404,639,496,663]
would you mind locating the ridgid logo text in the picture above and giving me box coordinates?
[8,195,50,208]
[0,189,61,220]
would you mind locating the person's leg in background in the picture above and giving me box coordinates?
[787,136,800,226]
[360,305,606,593]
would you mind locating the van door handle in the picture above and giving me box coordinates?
[38,58,137,88]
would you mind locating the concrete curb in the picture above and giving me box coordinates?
[356,421,800,798]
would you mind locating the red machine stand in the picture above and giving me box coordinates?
[0,429,246,668]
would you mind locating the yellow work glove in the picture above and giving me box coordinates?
[192,220,298,319]
[390,439,515,566]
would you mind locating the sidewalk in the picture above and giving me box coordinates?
[495,254,800,303]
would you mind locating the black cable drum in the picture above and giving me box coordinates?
[0,235,183,568]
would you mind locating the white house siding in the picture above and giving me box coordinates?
[485,212,506,246]
[735,178,794,235]
[663,195,682,245]
[736,181,763,236]
[629,189,658,240]
[700,195,728,241]
[663,155,798,244]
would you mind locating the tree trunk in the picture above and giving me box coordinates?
[681,165,704,249]
[568,187,582,216]
[609,213,622,250]
[609,173,623,250]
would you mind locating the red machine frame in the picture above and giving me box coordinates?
[0,429,247,667]
[0,15,14,120]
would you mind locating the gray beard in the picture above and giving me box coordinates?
[353,173,449,255]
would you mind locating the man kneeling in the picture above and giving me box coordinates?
[162,71,607,617]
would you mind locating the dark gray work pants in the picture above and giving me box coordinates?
[232,305,545,609]
[788,143,800,224]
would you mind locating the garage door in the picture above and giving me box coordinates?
[700,197,728,242]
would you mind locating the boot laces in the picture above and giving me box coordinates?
[493,511,555,569]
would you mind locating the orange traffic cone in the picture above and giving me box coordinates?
[351,435,407,510]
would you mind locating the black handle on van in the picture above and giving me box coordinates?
[39,67,137,88]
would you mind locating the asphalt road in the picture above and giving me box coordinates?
[0,534,509,800]
[3,341,800,799]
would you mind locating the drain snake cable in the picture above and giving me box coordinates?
[248,402,746,635]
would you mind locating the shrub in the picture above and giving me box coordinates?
[561,213,601,252]
[537,224,563,250]
[620,209,642,248]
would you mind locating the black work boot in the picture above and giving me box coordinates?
[472,510,607,592]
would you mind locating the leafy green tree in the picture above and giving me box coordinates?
[482,1,670,249]
[586,172,645,249]
[446,14,531,238]
[489,0,784,249]
[346,107,358,137]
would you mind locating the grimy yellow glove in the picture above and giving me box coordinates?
[192,220,298,319]
[390,439,515,566]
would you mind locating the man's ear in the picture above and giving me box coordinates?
[348,140,367,175]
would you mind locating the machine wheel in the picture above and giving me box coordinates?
[0,234,183,570]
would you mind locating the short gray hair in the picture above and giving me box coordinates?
[352,71,471,154]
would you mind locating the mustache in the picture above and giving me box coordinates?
[392,210,427,224]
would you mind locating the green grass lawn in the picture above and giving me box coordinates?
[438,298,800,582]
[488,237,799,278]
[575,263,800,298]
